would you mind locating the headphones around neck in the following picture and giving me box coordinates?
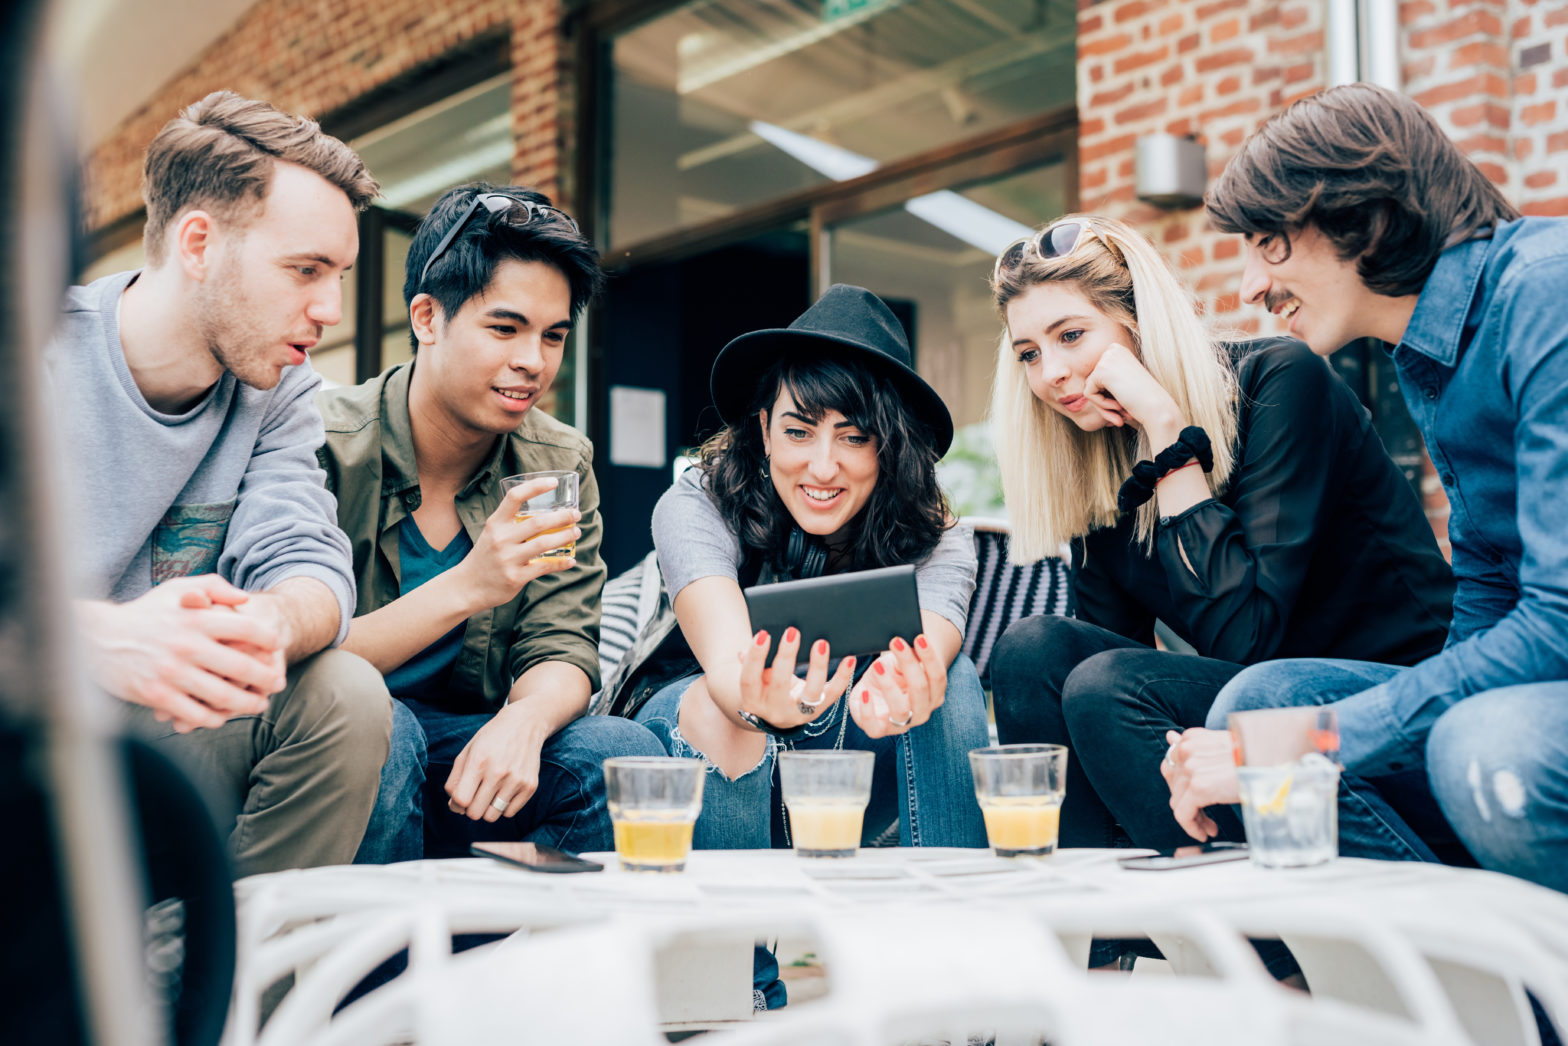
[784,525,829,580]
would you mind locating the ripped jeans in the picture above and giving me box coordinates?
[1211,659,1568,893]
[632,656,989,850]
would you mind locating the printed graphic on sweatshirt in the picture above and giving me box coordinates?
[151,500,237,584]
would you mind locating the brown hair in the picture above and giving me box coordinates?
[1205,83,1518,297]
[141,90,379,264]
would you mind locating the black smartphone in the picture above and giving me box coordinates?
[744,563,923,663]
[471,841,604,873]
[1117,842,1250,871]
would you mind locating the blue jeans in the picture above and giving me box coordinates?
[1208,660,1476,869]
[356,699,666,861]
[632,655,989,850]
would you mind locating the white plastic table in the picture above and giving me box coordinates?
[229,849,1568,1046]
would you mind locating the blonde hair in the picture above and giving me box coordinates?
[989,214,1239,561]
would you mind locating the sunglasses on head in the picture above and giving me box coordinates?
[992,219,1116,282]
[418,192,580,288]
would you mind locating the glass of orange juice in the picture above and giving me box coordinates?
[500,470,578,563]
[968,744,1068,857]
[778,750,874,858]
[604,757,705,872]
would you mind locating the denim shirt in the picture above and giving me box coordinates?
[1333,217,1568,775]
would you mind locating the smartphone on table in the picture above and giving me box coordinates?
[1117,841,1249,871]
[471,841,604,873]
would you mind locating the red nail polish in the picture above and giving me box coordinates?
[784,627,799,644]
[874,661,886,676]
[891,637,907,652]
[862,692,870,703]
[845,657,857,670]
[756,631,769,646]
[916,635,929,650]
[814,639,827,656]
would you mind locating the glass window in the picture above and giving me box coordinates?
[607,0,1076,250]
[824,160,1067,432]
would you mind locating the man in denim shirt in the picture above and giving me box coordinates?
[1162,84,1568,893]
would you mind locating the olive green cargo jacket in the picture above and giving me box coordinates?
[316,362,605,713]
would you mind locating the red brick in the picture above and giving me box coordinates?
[1166,117,1193,135]
[1211,17,1241,43]
[1090,83,1138,108]
[1089,63,1106,83]
[1450,101,1509,128]
[1113,45,1171,75]
[1216,74,1241,95]
[1555,67,1568,90]
[1213,237,1240,260]
[1115,98,1170,124]
[1283,62,1315,85]
[1114,0,1153,24]
[1082,166,1110,191]
[1157,13,1183,35]
[1082,133,1140,163]
[1081,31,1136,57]
[1177,32,1200,54]
[1081,117,1108,138]
[1193,0,1246,18]
[1521,100,1558,127]
[1199,98,1263,122]
[1512,15,1532,39]
[1515,72,1539,95]
[1523,196,1568,216]
[1477,161,1508,185]
[1271,30,1325,55]
[1549,6,1568,27]
[1411,73,1509,109]
[1081,13,1104,33]
[1161,64,1183,87]
[1163,222,1190,243]
[1525,170,1558,189]
[1194,47,1254,73]
[1408,11,1505,49]
[1401,0,1438,19]
[1454,133,1508,155]
[1279,5,1309,29]
[1451,40,1510,67]
[1220,126,1247,147]
[1117,158,1137,178]
[1549,130,1568,153]
[1177,84,1205,107]
[1516,137,1534,160]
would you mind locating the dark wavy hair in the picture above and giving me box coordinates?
[698,350,950,574]
[1206,83,1518,297]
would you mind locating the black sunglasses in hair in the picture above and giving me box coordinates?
[992,219,1117,282]
[418,192,580,288]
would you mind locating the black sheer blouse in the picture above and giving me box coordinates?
[1074,338,1453,668]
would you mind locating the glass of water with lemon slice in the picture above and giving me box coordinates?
[1236,754,1339,868]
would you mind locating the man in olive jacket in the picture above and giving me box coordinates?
[319,184,662,861]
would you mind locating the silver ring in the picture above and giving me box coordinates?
[889,709,915,729]
[491,796,509,813]
[1164,745,1178,768]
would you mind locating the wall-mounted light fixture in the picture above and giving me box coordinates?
[1135,133,1207,209]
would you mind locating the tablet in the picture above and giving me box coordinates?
[743,563,923,664]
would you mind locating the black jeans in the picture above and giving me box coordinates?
[992,614,1246,853]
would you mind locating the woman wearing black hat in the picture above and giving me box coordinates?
[614,284,988,862]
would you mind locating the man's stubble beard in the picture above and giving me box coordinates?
[196,253,285,391]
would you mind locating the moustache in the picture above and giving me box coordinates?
[1263,289,1294,314]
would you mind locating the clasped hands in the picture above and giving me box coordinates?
[78,574,290,734]
[734,626,947,738]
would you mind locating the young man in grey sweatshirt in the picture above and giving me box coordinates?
[57,91,392,877]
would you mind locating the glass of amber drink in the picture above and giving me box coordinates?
[604,757,705,872]
[500,470,579,563]
[969,744,1068,857]
[778,750,875,858]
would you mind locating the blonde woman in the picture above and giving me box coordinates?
[986,216,1456,885]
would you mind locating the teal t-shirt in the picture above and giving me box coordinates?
[383,515,474,701]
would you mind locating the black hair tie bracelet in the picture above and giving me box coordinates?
[1117,426,1213,515]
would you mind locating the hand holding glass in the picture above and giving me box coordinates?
[604,757,705,872]
[779,750,874,858]
[500,470,578,563]
[969,744,1068,857]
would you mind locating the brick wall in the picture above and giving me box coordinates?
[1403,0,1568,218]
[1076,0,1327,334]
[83,0,563,233]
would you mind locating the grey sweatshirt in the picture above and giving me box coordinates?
[47,270,355,643]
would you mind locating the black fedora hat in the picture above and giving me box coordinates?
[709,284,954,456]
